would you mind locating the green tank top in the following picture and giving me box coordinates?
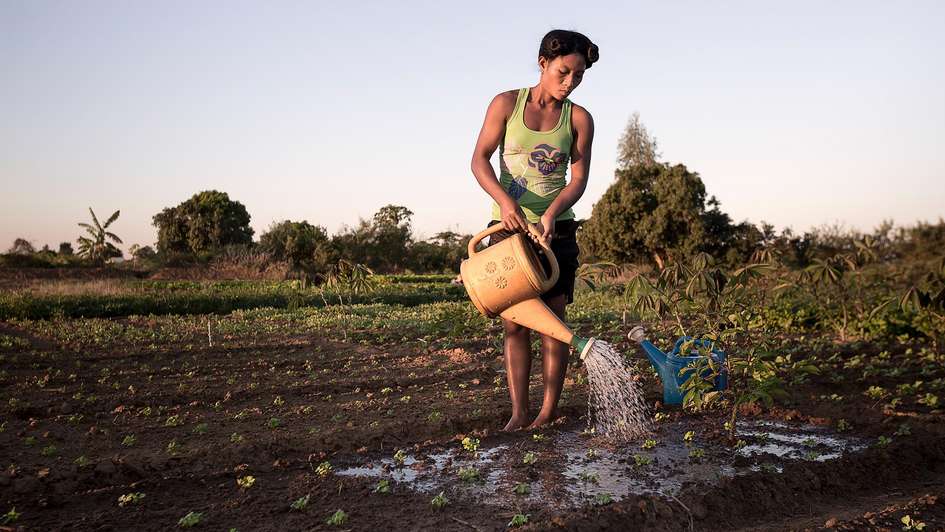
[491,87,576,223]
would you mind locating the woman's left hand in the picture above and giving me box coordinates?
[538,214,555,244]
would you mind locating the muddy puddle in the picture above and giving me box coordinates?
[337,419,866,510]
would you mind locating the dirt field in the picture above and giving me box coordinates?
[1,305,944,532]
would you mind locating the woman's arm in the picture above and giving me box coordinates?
[540,104,595,242]
[471,92,529,233]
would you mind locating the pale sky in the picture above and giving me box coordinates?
[2,0,943,252]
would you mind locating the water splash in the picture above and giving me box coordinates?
[582,339,651,442]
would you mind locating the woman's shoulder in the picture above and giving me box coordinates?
[490,89,520,109]
[568,100,592,121]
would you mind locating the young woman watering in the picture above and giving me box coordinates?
[470,30,598,431]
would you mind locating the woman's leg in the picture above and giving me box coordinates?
[503,318,532,431]
[528,293,569,429]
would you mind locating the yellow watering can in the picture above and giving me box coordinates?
[460,223,596,359]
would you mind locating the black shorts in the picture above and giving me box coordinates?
[486,219,581,304]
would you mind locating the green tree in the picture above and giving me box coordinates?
[7,238,35,255]
[76,208,123,264]
[579,164,709,268]
[152,190,253,254]
[616,111,661,170]
[259,220,331,270]
[332,205,414,272]
[58,242,74,256]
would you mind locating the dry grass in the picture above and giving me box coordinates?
[11,278,138,296]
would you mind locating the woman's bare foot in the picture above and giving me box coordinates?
[503,414,530,431]
[526,412,557,430]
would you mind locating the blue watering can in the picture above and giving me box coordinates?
[628,326,728,405]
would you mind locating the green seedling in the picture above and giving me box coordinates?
[532,433,545,442]
[74,455,92,467]
[237,475,255,489]
[431,491,448,509]
[192,423,208,435]
[683,430,695,443]
[230,433,244,444]
[578,471,599,484]
[734,439,747,450]
[41,445,57,457]
[901,514,927,530]
[876,435,892,448]
[380,387,393,395]
[689,448,705,459]
[836,419,852,432]
[290,494,310,511]
[373,479,391,494]
[427,410,443,422]
[512,482,530,495]
[760,463,779,473]
[586,448,598,459]
[325,509,348,526]
[633,454,652,466]
[594,493,614,506]
[895,424,912,436]
[653,412,668,422]
[267,417,281,429]
[314,461,332,477]
[393,449,407,465]
[166,439,182,455]
[641,439,657,449]
[164,415,184,427]
[522,452,537,465]
[118,492,146,507]
[273,395,285,406]
[2,507,20,525]
[457,466,480,482]
[400,395,411,403]
[24,436,36,446]
[803,450,820,461]
[462,437,480,452]
[178,511,203,528]
[801,437,817,448]
[508,513,529,527]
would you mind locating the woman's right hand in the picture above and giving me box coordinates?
[499,199,528,233]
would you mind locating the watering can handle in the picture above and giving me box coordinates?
[467,223,559,293]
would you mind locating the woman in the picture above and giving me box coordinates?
[470,29,598,431]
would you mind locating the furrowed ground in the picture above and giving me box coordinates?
[1,270,944,531]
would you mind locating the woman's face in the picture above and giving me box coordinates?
[539,53,587,100]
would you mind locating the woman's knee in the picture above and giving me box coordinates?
[503,319,528,336]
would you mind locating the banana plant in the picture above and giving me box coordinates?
[76,208,122,264]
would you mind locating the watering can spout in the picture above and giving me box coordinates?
[628,326,668,374]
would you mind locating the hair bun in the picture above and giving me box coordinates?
[548,38,562,53]
[587,44,599,64]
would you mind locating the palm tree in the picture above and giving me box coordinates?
[77,208,122,264]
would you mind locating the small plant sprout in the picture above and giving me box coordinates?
[41,444,57,457]
[457,466,480,482]
[522,452,537,465]
[734,439,747,450]
[118,492,146,507]
[74,455,92,467]
[633,454,652,466]
[373,479,391,494]
[166,439,182,455]
[689,448,705,460]
[508,513,529,527]
[314,461,333,477]
[683,430,695,443]
[803,450,820,461]
[230,433,244,444]
[876,435,893,448]
[325,509,348,526]
[641,438,657,449]
[164,414,183,427]
[802,437,817,448]
[901,514,927,530]
[513,482,530,495]
[192,423,208,435]
[594,493,614,506]
[122,434,137,447]
[178,511,203,528]
[267,417,281,429]
[586,448,598,459]
[761,463,779,473]
[578,471,599,484]
[393,449,407,465]
[461,436,480,453]
[2,507,20,525]
[273,395,285,406]
[532,433,545,442]
[836,419,852,432]
[290,494,310,511]
[237,475,256,489]
[431,491,448,509]
[896,424,912,436]
[653,412,669,422]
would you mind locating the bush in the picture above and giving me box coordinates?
[152,190,253,254]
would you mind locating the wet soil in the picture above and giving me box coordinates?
[1,321,944,531]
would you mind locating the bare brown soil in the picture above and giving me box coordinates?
[1,320,944,531]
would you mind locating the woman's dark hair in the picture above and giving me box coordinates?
[539,30,599,69]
